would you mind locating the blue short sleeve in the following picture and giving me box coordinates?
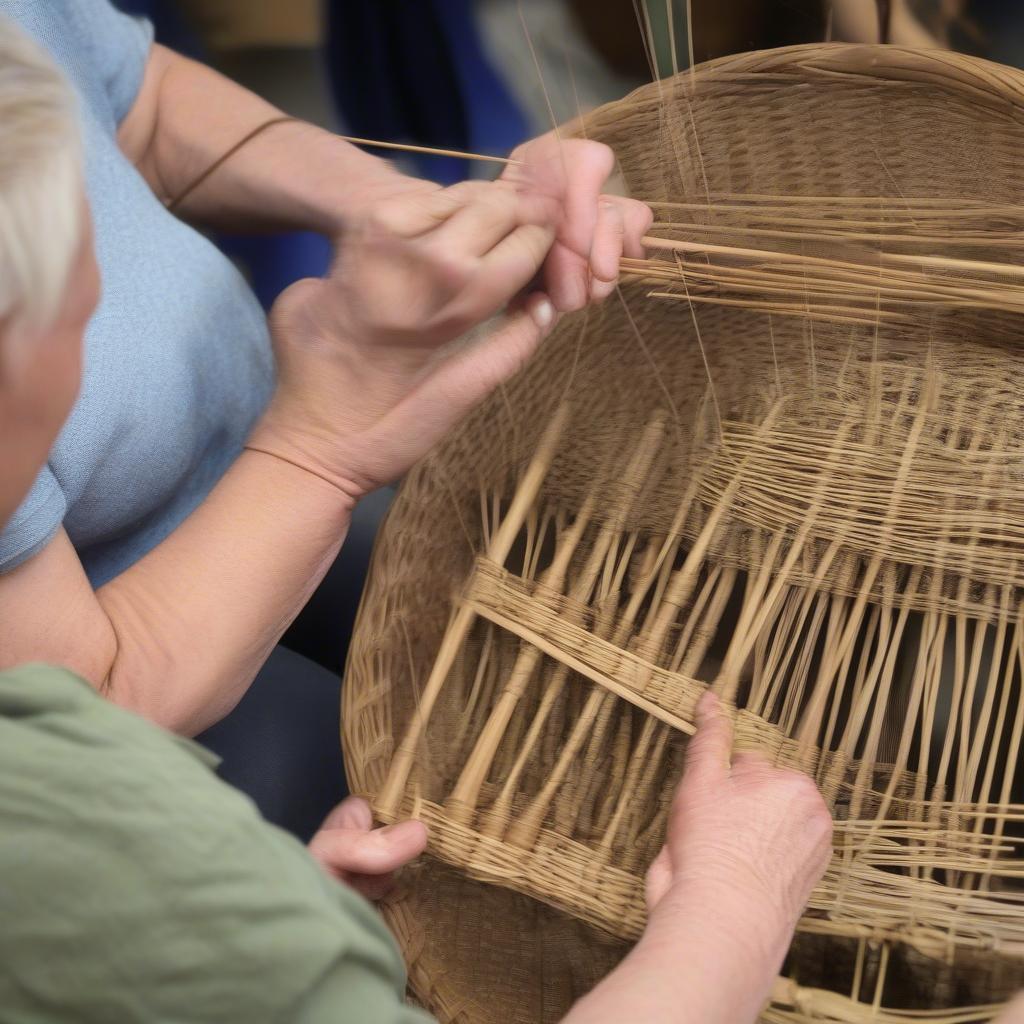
[64,0,154,123]
[0,467,67,573]
[0,0,273,585]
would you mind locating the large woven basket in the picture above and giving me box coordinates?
[344,44,1024,1022]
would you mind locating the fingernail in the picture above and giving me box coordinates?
[531,296,555,330]
[590,276,617,303]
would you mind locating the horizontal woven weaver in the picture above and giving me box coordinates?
[344,44,1024,1023]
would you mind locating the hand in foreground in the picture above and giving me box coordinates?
[308,796,427,901]
[251,136,652,504]
[561,693,832,1024]
[646,691,832,976]
[348,131,652,313]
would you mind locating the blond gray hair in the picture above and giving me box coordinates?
[0,15,82,333]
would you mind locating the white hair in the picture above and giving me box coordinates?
[0,15,82,333]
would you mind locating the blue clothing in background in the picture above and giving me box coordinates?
[325,0,529,184]
[0,0,274,585]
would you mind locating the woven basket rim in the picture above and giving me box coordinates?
[596,42,1024,122]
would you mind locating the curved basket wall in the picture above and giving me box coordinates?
[344,44,1024,1023]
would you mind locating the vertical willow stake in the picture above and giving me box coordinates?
[376,405,570,820]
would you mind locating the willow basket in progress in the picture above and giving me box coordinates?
[344,44,1024,1023]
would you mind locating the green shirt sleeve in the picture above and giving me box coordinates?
[0,664,433,1024]
[291,948,432,1024]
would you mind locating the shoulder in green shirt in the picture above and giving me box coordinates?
[0,664,432,1024]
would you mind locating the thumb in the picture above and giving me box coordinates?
[682,691,733,791]
[342,292,559,489]
[431,291,557,409]
[310,819,428,877]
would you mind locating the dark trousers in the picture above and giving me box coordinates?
[196,488,392,841]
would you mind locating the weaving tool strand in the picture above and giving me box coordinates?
[344,42,1024,1024]
[167,120,521,213]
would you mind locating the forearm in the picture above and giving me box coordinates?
[119,44,402,233]
[97,448,351,734]
[563,887,786,1024]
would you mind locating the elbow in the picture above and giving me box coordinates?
[101,639,244,738]
[94,613,200,736]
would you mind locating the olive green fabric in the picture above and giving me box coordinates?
[0,664,432,1024]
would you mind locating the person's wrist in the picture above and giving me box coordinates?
[627,880,788,1024]
[647,874,794,969]
[299,128,413,235]
[246,406,369,510]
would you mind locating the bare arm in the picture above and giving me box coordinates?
[114,45,651,311]
[294,697,830,1023]
[297,697,831,1023]
[0,35,652,736]
[0,124,650,734]
[561,900,783,1024]
[117,43,399,235]
[0,453,347,733]
[0,209,551,733]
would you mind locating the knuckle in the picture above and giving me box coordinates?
[509,138,534,162]
[780,769,819,796]
[433,252,475,290]
[418,239,474,285]
[809,805,834,839]
[686,732,712,759]
[269,277,322,330]
[364,199,406,236]
[512,225,551,265]
[278,276,322,309]
[740,750,772,769]
[474,190,518,228]
[366,189,453,237]
[447,180,491,202]
[575,139,615,175]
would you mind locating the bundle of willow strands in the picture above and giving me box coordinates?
[343,44,1024,1024]
[618,232,1024,325]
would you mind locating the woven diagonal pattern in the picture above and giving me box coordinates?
[344,44,1024,1023]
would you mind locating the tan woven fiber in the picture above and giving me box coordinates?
[344,43,1024,1023]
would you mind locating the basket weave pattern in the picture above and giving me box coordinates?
[345,44,1024,1023]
